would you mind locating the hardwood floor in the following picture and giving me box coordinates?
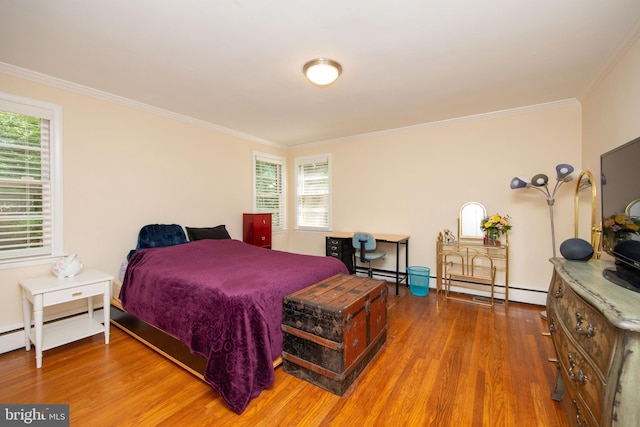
[0,285,569,426]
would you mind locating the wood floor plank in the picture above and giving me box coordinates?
[0,284,569,426]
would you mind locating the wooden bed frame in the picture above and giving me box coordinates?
[110,298,281,382]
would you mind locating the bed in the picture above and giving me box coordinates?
[113,224,348,414]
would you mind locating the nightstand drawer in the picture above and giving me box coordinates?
[43,282,106,306]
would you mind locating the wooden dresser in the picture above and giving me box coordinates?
[547,258,640,426]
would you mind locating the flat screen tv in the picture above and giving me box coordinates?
[600,136,640,291]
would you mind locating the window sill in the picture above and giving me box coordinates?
[0,255,62,271]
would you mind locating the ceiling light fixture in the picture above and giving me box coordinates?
[303,58,342,86]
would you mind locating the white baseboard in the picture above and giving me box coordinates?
[0,305,105,355]
[0,330,27,355]
[507,287,548,306]
[371,271,549,306]
[422,282,548,306]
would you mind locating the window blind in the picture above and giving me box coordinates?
[0,111,52,260]
[296,155,330,230]
[254,154,285,231]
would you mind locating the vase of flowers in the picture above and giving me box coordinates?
[602,213,640,251]
[480,214,512,246]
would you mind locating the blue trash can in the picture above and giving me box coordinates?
[407,266,430,296]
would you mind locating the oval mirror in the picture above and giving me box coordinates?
[458,202,486,240]
[626,198,640,218]
[574,171,600,258]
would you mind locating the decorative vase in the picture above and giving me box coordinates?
[484,231,500,247]
[603,233,625,252]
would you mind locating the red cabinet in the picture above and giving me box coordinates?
[243,213,272,249]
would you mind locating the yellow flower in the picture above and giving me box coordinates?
[615,214,627,225]
[603,213,640,240]
[480,213,512,235]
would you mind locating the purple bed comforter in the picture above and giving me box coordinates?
[120,239,348,413]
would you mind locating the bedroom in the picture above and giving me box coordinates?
[1,1,640,424]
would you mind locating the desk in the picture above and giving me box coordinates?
[326,232,410,296]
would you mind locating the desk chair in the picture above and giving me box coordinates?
[352,232,386,278]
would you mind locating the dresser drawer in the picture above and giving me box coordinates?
[326,238,343,246]
[559,365,599,427]
[326,242,344,257]
[43,282,106,306]
[553,316,604,423]
[243,213,272,248]
[255,232,271,247]
[549,278,617,378]
[326,238,346,255]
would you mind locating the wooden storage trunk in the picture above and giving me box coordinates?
[282,274,388,395]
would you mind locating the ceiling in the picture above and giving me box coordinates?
[2,1,640,146]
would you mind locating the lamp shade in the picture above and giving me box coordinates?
[556,163,574,180]
[510,177,528,189]
[303,58,342,86]
[531,174,549,187]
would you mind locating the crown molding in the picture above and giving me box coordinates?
[297,98,580,149]
[0,62,282,148]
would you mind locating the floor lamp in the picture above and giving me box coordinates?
[509,164,574,257]
[510,164,574,319]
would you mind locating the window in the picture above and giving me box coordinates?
[253,152,286,231]
[0,93,63,267]
[295,154,331,231]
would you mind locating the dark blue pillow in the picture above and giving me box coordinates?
[128,224,187,260]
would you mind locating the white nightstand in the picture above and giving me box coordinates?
[19,269,113,368]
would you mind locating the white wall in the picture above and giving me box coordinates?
[582,37,640,208]
[289,103,582,304]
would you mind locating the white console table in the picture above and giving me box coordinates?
[20,269,113,368]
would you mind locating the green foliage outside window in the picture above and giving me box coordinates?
[0,111,45,252]
[255,158,283,228]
